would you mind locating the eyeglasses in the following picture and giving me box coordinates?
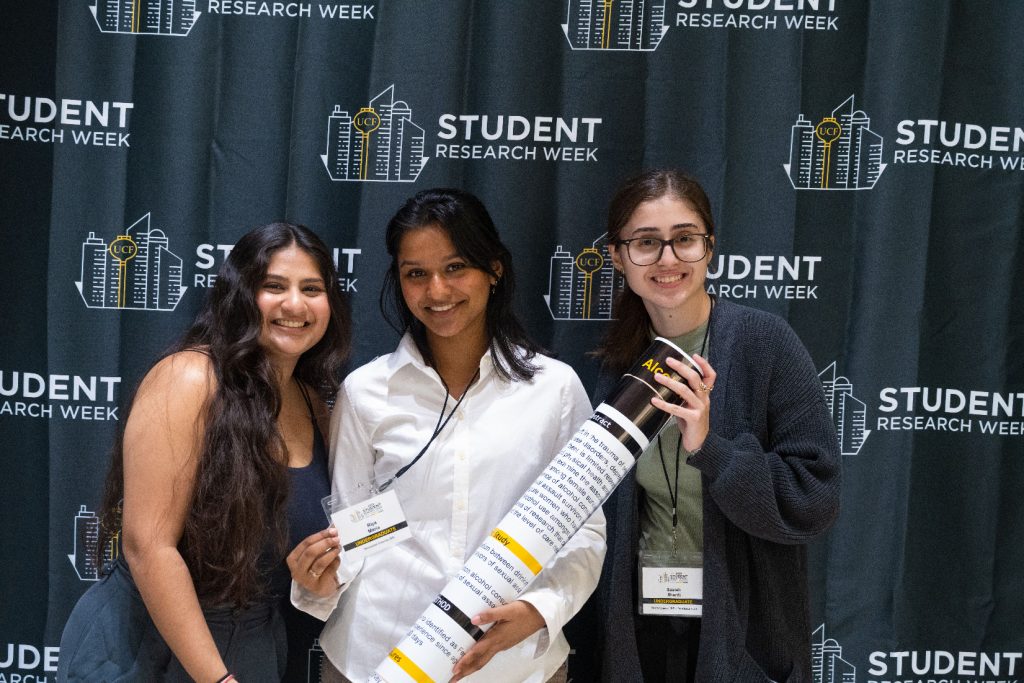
[616,234,711,266]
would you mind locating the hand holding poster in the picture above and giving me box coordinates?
[370,337,700,683]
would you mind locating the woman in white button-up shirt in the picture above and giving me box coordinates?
[290,188,607,683]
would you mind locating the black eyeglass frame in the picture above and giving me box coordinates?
[615,234,712,266]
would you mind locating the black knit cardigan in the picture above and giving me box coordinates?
[592,298,842,683]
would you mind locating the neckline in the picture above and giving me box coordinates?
[288,379,324,470]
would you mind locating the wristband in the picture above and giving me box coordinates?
[216,674,235,683]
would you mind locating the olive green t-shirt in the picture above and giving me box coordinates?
[635,322,708,554]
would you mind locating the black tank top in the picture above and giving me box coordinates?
[268,381,331,600]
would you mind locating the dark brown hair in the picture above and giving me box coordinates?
[380,187,543,382]
[99,222,351,607]
[594,170,715,374]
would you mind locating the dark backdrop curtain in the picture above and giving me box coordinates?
[2,2,1021,680]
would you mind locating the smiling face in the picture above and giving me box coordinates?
[256,244,331,370]
[608,194,714,333]
[397,224,499,357]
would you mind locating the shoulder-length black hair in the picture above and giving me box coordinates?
[594,169,716,374]
[99,222,351,608]
[380,188,543,382]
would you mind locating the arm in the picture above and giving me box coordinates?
[453,370,608,677]
[120,352,228,683]
[690,322,842,543]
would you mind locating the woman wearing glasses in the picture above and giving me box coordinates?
[590,169,841,682]
[289,188,606,682]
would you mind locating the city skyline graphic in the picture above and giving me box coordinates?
[69,504,120,581]
[307,639,326,683]
[90,0,201,36]
[819,362,870,456]
[321,85,428,183]
[562,0,669,51]
[544,234,624,320]
[76,213,187,311]
[812,624,857,683]
[784,95,887,190]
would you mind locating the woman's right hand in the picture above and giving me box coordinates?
[287,527,342,596]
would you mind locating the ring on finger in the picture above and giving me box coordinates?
[308,568,321,579]
[698,381,712,393]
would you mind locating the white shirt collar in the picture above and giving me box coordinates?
[387,332,498,387]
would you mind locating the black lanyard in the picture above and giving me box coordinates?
[655,296,714,530]
[378,367,480,492]
[657,434,683,530]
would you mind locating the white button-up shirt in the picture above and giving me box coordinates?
[293,335,606,682]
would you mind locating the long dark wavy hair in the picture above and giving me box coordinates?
[98,222,351,608]
[594,169,716,374]
[380,187,543,382]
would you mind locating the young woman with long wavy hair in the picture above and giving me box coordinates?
[58,222,351,683]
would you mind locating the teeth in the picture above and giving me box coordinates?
[653,274,683,284]
[428,304,456,312]
[274,319,307,328]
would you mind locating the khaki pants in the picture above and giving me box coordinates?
[321,655,569,683]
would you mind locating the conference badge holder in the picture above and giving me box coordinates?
[638,549,703,617]
[321,476,411,563]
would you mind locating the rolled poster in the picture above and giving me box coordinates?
[370,337,699,683]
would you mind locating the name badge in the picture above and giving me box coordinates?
[638,550,702,617]
[327,489,412,560]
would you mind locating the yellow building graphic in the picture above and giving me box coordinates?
[785,95,886,191]
[563,0,669,51]
[322,85,428,183]
[91,0,201,36]
[69,505,120,581]
[76,213,187,311]
[545,234,624,320]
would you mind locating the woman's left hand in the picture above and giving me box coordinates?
[450,600,545,680]
[651,353,717,453]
